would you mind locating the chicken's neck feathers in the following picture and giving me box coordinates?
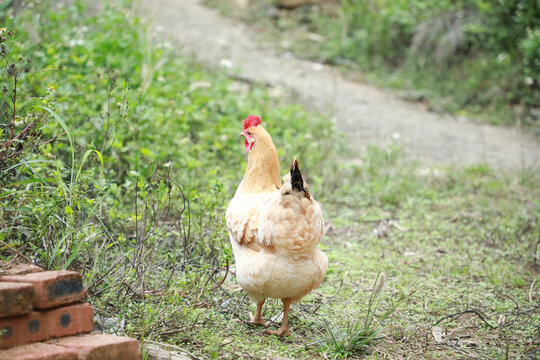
[240,126,281,194]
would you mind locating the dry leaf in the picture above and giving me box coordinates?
[432,326,446,343]
[389,220,406,231]
[189,81,212,92]
[462,337,482,347]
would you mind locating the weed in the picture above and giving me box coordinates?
[323,271,407,358]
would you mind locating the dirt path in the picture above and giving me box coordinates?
[140,0,538,169]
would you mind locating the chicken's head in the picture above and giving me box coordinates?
[241,114,262,153]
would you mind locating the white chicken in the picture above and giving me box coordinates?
[226,115,328,336]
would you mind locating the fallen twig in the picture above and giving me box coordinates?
[313,270,347,299]
[0,239,33,264]
[435,309,496,329]
[209,258,229,290]
[227,73,272,88]
[529,278,536,304]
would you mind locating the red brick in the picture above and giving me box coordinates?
[0,342,78,360]
[0,282,34,319]
[1,271,87,309]
[0,302,93,349]
[51,334,141,360]
[0,263,43,277]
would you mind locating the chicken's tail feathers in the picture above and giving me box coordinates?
[290,157,310,199]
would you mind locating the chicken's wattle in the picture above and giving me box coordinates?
[244,135,255,153]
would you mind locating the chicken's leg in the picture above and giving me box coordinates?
[249,300,266,326]
[266,298,292,336]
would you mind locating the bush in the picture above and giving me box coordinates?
[345,0,539,111]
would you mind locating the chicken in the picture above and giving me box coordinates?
[225,114,328,336]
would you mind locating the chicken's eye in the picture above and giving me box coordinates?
[247,131,252,136]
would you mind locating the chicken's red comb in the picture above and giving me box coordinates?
[243,115,262,129]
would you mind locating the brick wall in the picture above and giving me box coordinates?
[0,262,141,360]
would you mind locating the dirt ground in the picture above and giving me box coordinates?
[139,0,539,169]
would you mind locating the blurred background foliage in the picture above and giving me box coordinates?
[219,0,540,131]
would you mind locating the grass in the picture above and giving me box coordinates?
[323,271,408,358]
[168,158,538,359]
[0,1,538,359]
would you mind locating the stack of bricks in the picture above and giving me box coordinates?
[0,262,141,360]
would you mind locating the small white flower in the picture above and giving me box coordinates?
[220,59,233,69]
[68,39,84,47]
[525,77,534,85]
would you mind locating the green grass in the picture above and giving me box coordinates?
[0,1,538,359]
[323,271,408,359]
[169,156,538,359]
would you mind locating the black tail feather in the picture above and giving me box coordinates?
[290,157,308,195]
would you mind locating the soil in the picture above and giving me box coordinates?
[139,0,539,169]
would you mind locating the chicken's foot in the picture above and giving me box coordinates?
[266,298,292,336]
[249,300,267,326]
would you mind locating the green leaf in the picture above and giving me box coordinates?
[64,239,85,269]
[0,1,11,11]
[75,148,104,184]
[1,206,31,212]
[140,147,152,158]
[37,106,75,183]
[37,106,72,150]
